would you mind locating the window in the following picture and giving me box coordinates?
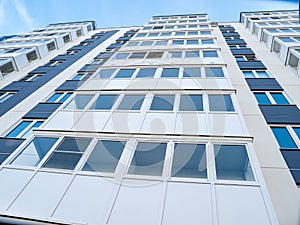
[183,67,201,78]
[148,33,159,37]
[11,137,58,167]
[186,40,199,45]
[72,74,85,81]
[279,37,294,42]
[175,32,185,36]
[90,94,119,110]
[188,31,198,35]
[179,94,203,111]
[171,144,206,178]
[172,40,184,45]
[43,137,92,170]
[205,67,224,77]
[214,145,255,181]
[76,29,83,37]
[115,69,135,78]
[6,121,43,138]
[47,92,72,103]
[150,95,175,111]
[242,70,269,78]
[185,51,200,58]
[160,68,179,78]
[129,52,146,59]
[117,95,145,110]
[203,51,218,57]
[202,39,214,44]
[140,41,153,46]
[26,51,38,62]
[0,92,14,103]
[114,53,130,60]
[136,68,156,78]
[200,31,211,35]
[0,61,14,76]
[155,40,168,46]
[47,42,56,51]
[170,51,182,58]
[136,33,147,38]
[288,53,299,70]
[208,94,235,112]
[254,92,289,105]
[63,35,70,43]
[146,52,164,59]
[271,127,297,148]
[126,42,139,47]
[82,140,126,173]
[64,94,94,110]
[97,69,115,78]
[128,142,167,176]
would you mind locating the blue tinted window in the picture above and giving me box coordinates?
[293,127,300,139]
[205,67,224,77]
[179,94,203,111]
[186,51,200,57]
[115,53,129,59]
[115,69,135,78]
[200,31,211,35]
[173,40,184,45]
[214,145,255,181]
[271,127,297,148]
[271,93,289,104]
[128,142,167,176]
[21,121,43,139]
[72,74,84,81]
[256,71,269,78]
[279,37,294,42]
[172,144,206,178]
[202,39,214,44]
[82,140,125,173]
[47,93,62,102]
[208,94,234,111]
[188,31,198,35]
[183,68,201,77]
[98,69,115,78]
[140,41,153,46]
[117,95,145,110]
[6,121,31,138]
[161,68,179,77]
[136,68,156,78]
[243,71,255,78]
[59,93,72,103]
[187,40,199,45]
[11,137,58,166]
[254,93,271,104]
[170,52,182,58]
[148,33,159,37]
[150,95,175,111]
[175,32,185,36]
[203,51,218,57]
[90,94,119,110]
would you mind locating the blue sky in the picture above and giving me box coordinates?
[0,0,298,36]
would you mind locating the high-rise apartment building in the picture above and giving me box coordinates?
[0,10,299,225]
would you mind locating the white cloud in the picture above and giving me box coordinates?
[12,0,35,30]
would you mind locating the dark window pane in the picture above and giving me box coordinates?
[208,94,235,111]
[146,52,163,59]
[115,69,135,78]
[179,94,203,111]
[117,95,145,110]
[43,152,82,170]
[150,95,175,111]
[161,68,179,78]
[271,127,297,148]
[172,144,207,178]
[254,93,271,104]
[56,137,92,152]
[128,142,167,176]
[82,140,125,173]
[214,145,255,181]
[136,68,156,78]
[90,94,119,110]
[129,52,146,59]
[183,68,201,77]
[205,67,224,77]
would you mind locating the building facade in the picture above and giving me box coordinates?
[0,11,299,225]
